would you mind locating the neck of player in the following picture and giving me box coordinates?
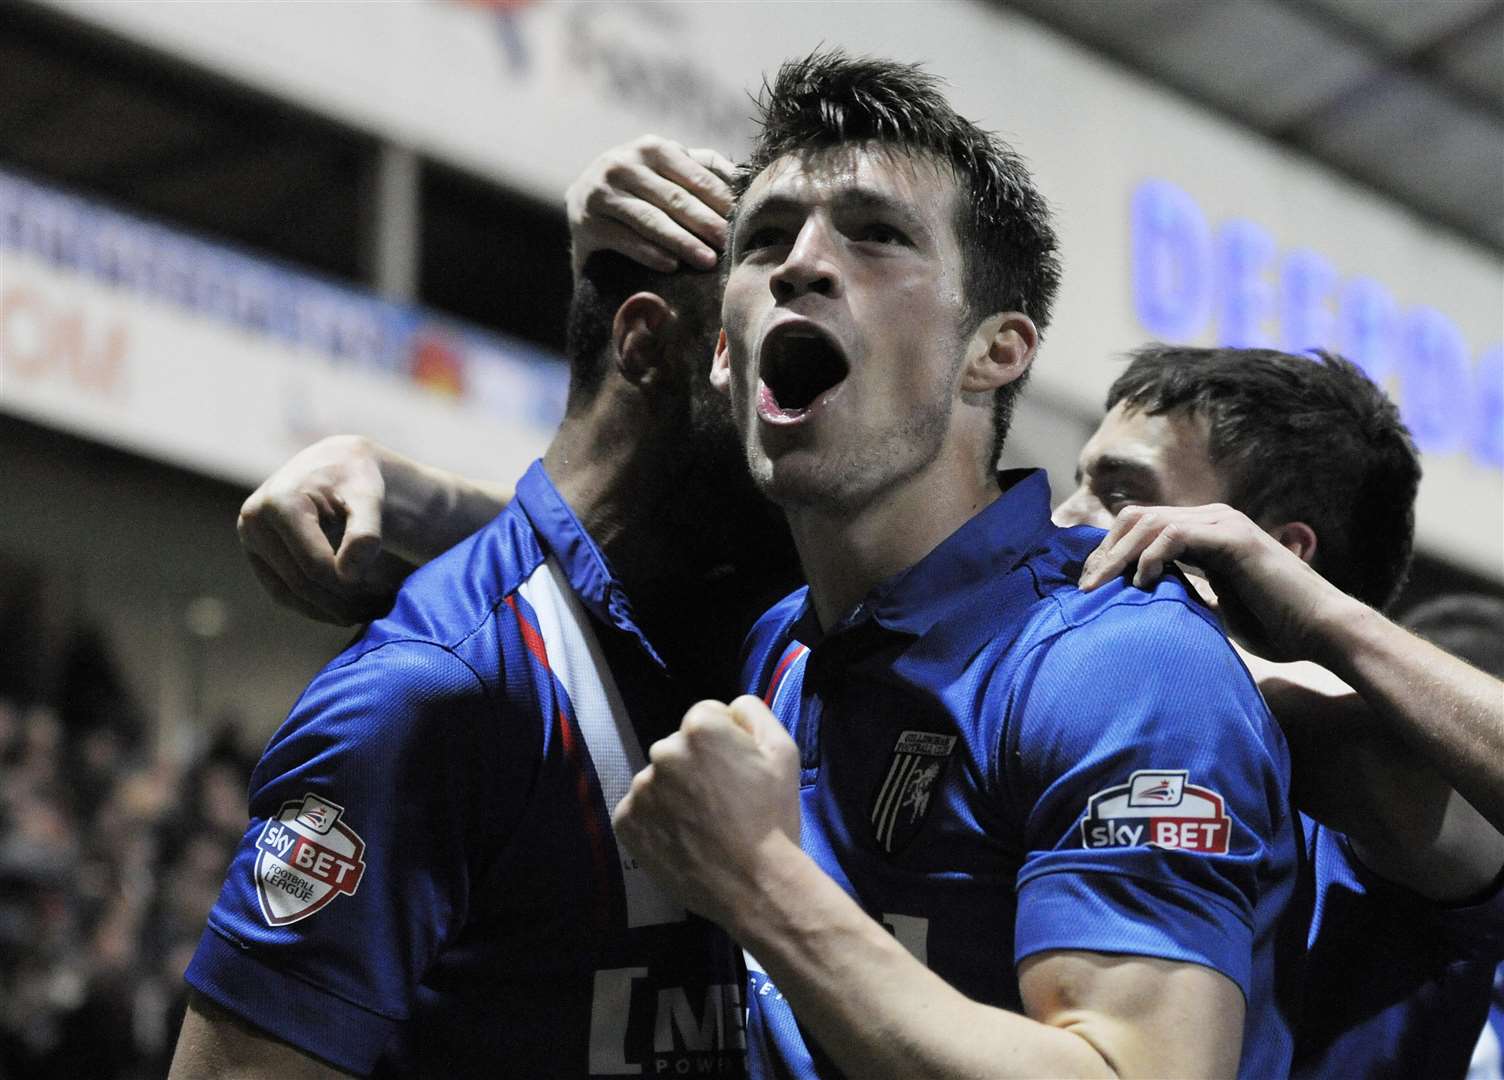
[788,445,1002,634]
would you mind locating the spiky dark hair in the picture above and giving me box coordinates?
[731,50,1062,462]
[1107,345,1421,610]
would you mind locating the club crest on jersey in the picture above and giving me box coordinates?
[1080,770,1231,853]
[871,730,957,854]
[253,794,367,926]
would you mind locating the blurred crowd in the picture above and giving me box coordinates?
[0,565,254,1080]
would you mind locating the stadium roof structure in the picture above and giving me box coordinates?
[998,0,1504,255]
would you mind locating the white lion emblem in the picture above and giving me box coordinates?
[900,762,941,823]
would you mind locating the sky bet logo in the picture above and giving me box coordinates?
[253,794,367,926]
[1081,770,1231,853]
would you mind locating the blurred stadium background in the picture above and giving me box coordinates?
[0,1,1500,1074]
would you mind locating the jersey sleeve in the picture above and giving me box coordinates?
[185,639,523,1075]
[1003,597,1291,999]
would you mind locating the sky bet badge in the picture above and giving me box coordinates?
[1081,770,1231,853]
[871,730,957,854]
[254,794,367,926]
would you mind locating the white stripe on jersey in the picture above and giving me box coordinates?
[518,556,686,928]
[1470,1020,1502,1080]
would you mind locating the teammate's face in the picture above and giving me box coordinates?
[711,145,976,511]
[1054,403,1228,529]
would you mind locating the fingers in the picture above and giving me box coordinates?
[238,509,334,603]
[238,506,388,625]
[1080,507,1174,590]
[570,136,734,273]
[680,699,751,745]
[271,494,348,593]
[1079,503,1262,593]
[1181,570,1221,611]
[727,695,792,750]
[613,766,649,838]
[688,147,737,186]
[245,552,344,625]
[1131,529,1188,589]
[575,217,679,273]
[598,170,722,268]
[639,139,734,220]
[332,491,384,584]
[647,700,759,770]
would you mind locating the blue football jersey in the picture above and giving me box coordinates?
[186,462,745,1077]
[1294,820,1504,1078]
[738,470,1301,1079]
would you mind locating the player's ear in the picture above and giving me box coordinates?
[1268,520,1318,565]
[710,329,732,397]
[611,292,676,389]
[960,311,1037,394]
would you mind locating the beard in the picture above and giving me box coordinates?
[661,334,799,587]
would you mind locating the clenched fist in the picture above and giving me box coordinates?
[613,696,801,934]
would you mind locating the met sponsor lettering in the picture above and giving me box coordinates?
[589,967,744,1076]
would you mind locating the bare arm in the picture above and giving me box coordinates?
[1299,601,1504,869]
[738,838,1240,1078]
[614,698,1243,1079]
[169,990,352,1079]
[1080,504,1504,896]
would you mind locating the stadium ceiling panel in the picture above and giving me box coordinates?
[997,0,1504,253]
[2,1,1499,259]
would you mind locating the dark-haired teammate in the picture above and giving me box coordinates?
[614,52,1298,1078]
[1062,345,1417,611]
[170,141,802,1075]
[1063,346,1504,1079]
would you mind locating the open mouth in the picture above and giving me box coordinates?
[759,326,850,419]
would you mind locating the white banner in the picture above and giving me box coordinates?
[0,170,565,493]
[21,0,1504,575]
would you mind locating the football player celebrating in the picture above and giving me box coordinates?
[614,52,1297,1079]
[225,113,1504,1080]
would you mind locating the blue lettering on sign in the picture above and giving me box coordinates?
[1472,345,1503,468]
[1336,276,1396,386]
[1129,178,1502,470]
[1281,248,1336,353]
[1402,307,1470,455]
[1217,219,1276,348]
[1131,180,1211,341]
